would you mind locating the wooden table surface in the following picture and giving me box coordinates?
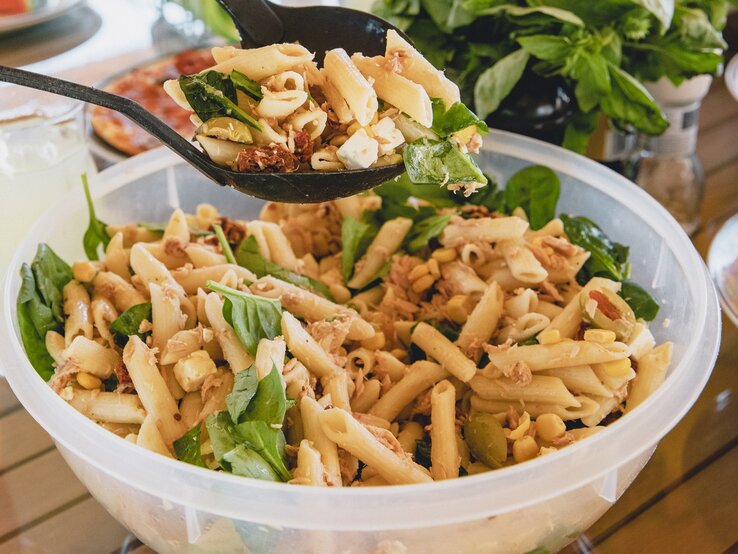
[1,5,737,554]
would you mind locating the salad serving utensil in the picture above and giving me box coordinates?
[0,1,408,203]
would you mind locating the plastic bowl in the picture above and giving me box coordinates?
[0,131,721,553]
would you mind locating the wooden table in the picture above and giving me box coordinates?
[1,7,737,554]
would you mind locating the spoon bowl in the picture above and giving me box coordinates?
[0,2,409,203]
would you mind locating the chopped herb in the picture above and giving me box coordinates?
[109,302,152,348]
[213,223,237,265]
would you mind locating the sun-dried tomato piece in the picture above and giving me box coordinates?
[236,146,300,173]
[293,130,314,163]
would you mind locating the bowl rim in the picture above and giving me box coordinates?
[0,131,722,531]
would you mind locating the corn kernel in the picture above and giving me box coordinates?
[347,122,361,136]
[408,264,430,281]
[72,260,100,283]
[538,329,561,345]
[512,435,539,463]
[394,321,414,346]
[390,348,408,361]
[77,372,102,390]
[411,274,436,293]
[584,329,617,344]
[536,413,566,442]
[361,331,386,351]
[447,295,470,324]
[427,258,440,278]
[599,358,632,377]
[432,247,457,263]
[538,446,558,457]
[330,134,348,147]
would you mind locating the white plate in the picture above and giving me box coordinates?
[0,0,83,35]
[725,53,738,103]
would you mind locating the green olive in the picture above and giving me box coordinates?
[579,287,636,341]
[464,411,507,468]
[197,116,253,144]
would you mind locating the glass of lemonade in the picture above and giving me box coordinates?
[0,86,94,272]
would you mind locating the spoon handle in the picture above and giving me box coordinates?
[0,65,223,183]
[216,0,284,47]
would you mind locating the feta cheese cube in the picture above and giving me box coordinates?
[173,350,217,392]
[371,117,405,156]
[336,128,379,169]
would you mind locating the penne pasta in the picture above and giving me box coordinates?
[369,361,449,422]
[484,340,630,373]
[412,322,477,382]
[67,390,146,424]
[470,375,581,408]
[323,48,378,126]
[430,380,459,480]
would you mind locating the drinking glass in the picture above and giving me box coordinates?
[0,87,94,271]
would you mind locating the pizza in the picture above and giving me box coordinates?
[90,49,214,156]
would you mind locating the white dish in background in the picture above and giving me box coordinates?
[0,0,83,35]
[725,53,738,103]
[0,133,721,553]
[708,212,738,327]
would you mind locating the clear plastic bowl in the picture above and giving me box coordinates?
[0,131,721,553]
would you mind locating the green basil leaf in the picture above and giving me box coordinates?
[571,50,611,113]
[600,62,668,136]
[173,424,206,467]
[233,420,291,481]
[561,214,629,282]
[236,236,334,300]
[403,138,487,185]
[230,69,263,100]
[562,110,598,154]
[430,98,488,136]
[473,49,530,119]
[206,280,282,357]
[179,71,262,130]
[404,214,451,252]
[517,35,572,63]
[341,216,375,281]
[82,174,110,262]
[504,165,560,230]
[225,365,259,424]
[620,280,660,321]
[31,243,73,324]
[17,264,55,381]
[223,444,281,481]
[108,302,152,348]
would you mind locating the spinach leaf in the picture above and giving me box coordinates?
[620,280,659,321]
[403,138,486,185]
[473,49,530,119]
[504,165,560,230]
[230,69,263,100]
[404,214,451,252]
[17,263,56,381]
[206,280,282,357]
[375,172,459,210]
[109,302,152,348]
[179,71,261,130]
[223,444,281,481]
[430,98,488,137]
[561,215,629,282]
[415,438,432,468]
[236,236,333,300]
[173,424,206,467]
[31,243,73,324]
[213,224,237,265]
[233,420,291,481]
[341,216,376,281]
[242,365,289,425]
[206,411,238,464]
[82,174,110,261]
[225,365,259,424]
[600,62,668,136]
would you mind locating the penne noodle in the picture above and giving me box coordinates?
[123,336,186,446]
[137,415,174,458]
[172,264,257,295]
[93,271,147,312]
[626,342,673,413]
[254,337,287,379]
[484,340,630,373]
[63,281,93,346]
[347,217,413,289]
[252,276,374,341]
[281,311,343,378]
[323,48,378,126]
[67,390,146,424]
[499,238,548,284]
[412,322,477,382]
[104,232,131,281]
[291,439,327,486]
[63,336,120,379]
[441,217,528,247]
[457,282,503,358]
[469,394,600,421]
[430,380,459,480]
[204,293,253,373]
[369,361,449,422]
[538,365,612,397]
[301,396,342,487]
[185,244,227,268]
[470,375,581,408]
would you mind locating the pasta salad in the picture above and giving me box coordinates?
[163,31,488,194]
[17,168,671,486]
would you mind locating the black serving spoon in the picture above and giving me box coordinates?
[0,2,407,203]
